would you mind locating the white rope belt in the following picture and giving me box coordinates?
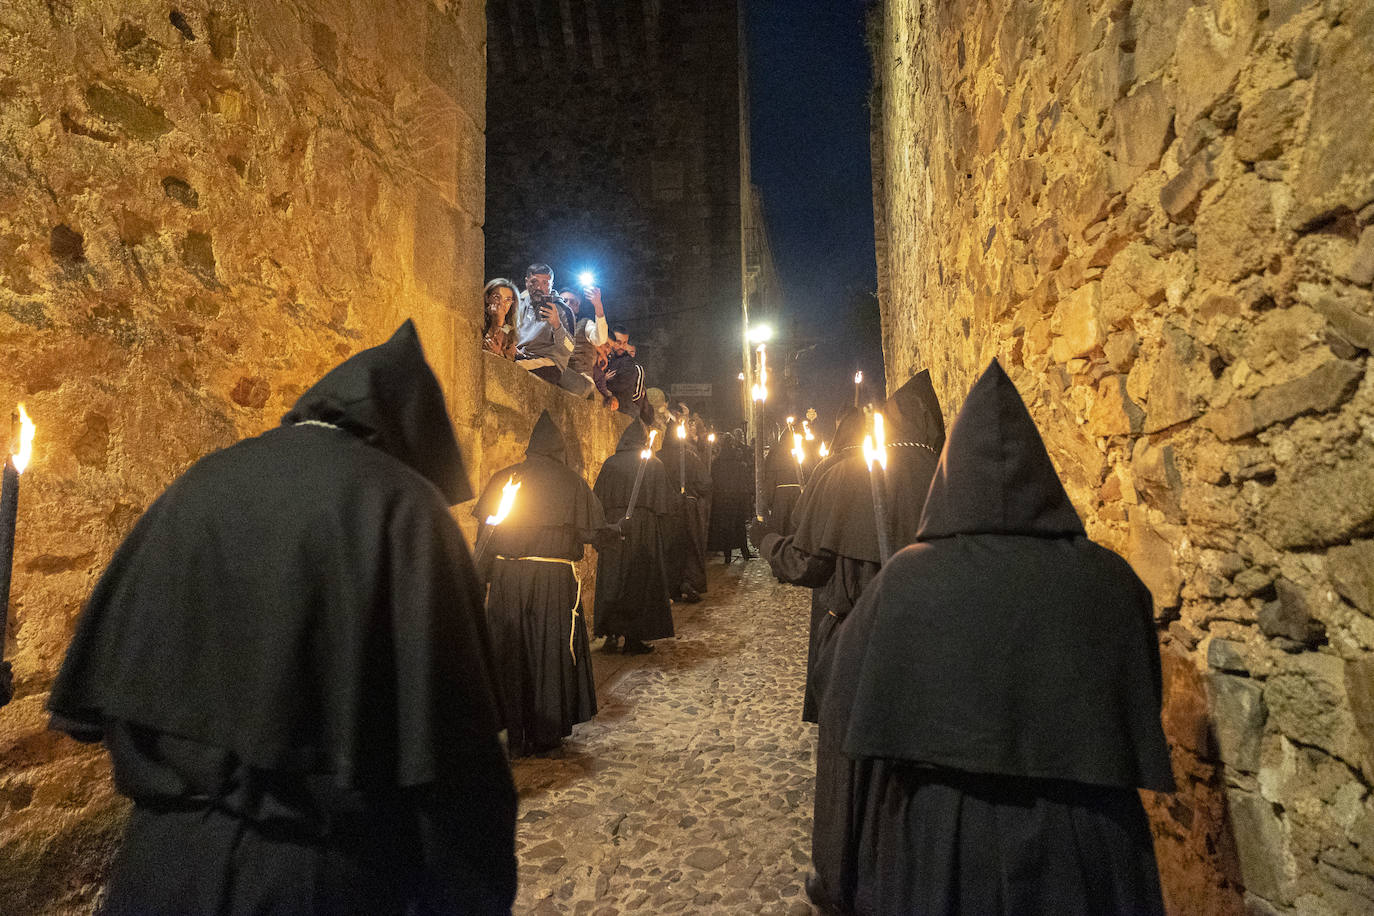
[775,483,802,489]
[494,556,584,665]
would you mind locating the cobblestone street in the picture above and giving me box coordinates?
[511,560,818,915]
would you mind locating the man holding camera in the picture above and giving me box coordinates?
[515,263,576,384]
[557,283,608,399]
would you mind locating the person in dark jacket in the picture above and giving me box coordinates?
[752,371,945,724]
[592,421,674,654]
[48,321,517,915]
[810,359,1174,915]
[707,432,755,562]
[473,410,619,757]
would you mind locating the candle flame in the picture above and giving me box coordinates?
[785,415,795,426]
[11,403,35,474]
[802,420,815,441]
[864,411,888,471]
[791,432,805,466]
[819,441,830,458]
[485,475,521,526]
[707,433,716,443]
[648,428,659,447]
[640,448,652,460]
[677,423,687,440]
[854,371,863,385]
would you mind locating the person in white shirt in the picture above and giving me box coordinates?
[558,284,609,398]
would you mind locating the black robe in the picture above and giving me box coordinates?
[592,423,674,641]
[658,438,711,597]
[811,359,1174,915]
[760,437,808,537]
[761,374,945,723]
[707,441,754,552]
[473,410,607,757]
[48,321,517,915]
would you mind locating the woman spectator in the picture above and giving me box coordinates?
[482,279,519,358]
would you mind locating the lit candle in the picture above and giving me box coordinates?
[1,405,35,660]
[677,422,687,495]
[624,429,658,520]
[863,410,892,564]
[854,370,864,408]
[474,474,521,568]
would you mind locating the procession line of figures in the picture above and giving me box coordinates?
[44,321,1173,915]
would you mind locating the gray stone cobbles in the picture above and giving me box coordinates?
[510,561,817,913]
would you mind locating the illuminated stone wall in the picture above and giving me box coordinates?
[871,1,1374,913]
[0,2,606,910]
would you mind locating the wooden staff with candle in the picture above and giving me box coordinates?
[474,474,521,570]
[863,409,892,565]
[1,405,35,663]
[623,428,658,520]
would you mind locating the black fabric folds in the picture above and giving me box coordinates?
[282,321,472,505]
[839,360,1174,792]
[49,321,504,790]
[790,370,944,564]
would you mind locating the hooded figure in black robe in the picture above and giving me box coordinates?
[473,410,616,757]
[707,433,754,560]
[751,371,945,723]
[48,321,517,915]
[760,428,809,537]
[592,422,674,653]
[809,359,1174,915]
[658,431,712,601]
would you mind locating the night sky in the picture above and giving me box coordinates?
[744,0,882,429]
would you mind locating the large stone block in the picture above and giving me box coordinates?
[1207,673,1266,771]
[1144,324,1207,432]
[1170,2,1262,129]
[1203,358,1363,440]
[1196,174,1278,283]
[1128,507,1183,613]
[1227,790,1296,906]
[1295,3,1374,223]
[1235,85,1306,164]
[1265,652,1364,767]
[1111,79,1173,175]
[1298,284,1374,352]
[1259,446,1374,550]
[1327,540,1374,617]
[1050,282,1105,362]
[1088,373,1144,437]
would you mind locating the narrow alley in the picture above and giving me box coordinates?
[511,562,818,915]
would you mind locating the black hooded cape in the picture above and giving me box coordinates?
[48,321,516,914]
[592,422,674,641]
[809,359,1172,915]
[473,410,606,756]
[759,372,945,723]
[760,433,808,537]
[658,436,711,597]
[707,438,753,552]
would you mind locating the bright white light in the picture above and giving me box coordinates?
[677,423,687,440]
[785,416,795,426]
[747,324,774,344]
[854,371,863,385]
[738,372,746,381]
[707,433,716,443]
[578,271,596,287]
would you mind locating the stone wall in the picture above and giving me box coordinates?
[871,1,1374,913]
[0,1,617,911]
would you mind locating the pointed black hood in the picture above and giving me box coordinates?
[283,320,472,505]
[526,410,566,462]
[917,360,1082,540]
[615,421,649,454]
[831,407,867,452]
[885,370,946,454]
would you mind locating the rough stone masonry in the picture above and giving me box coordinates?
[0,2,628,912]
[870,1,1374,914]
